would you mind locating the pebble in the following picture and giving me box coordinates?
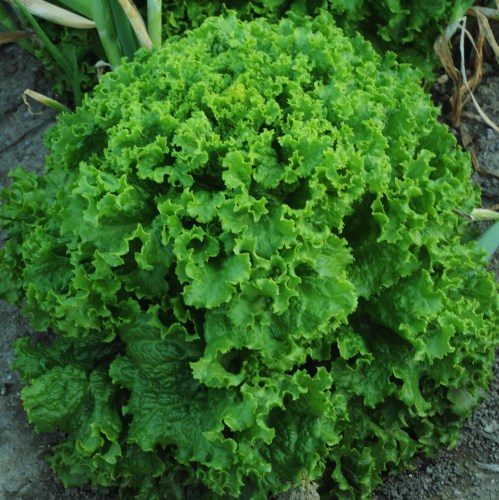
[485,128,495,140]
[0,384,6,396]
[484,422,497,433]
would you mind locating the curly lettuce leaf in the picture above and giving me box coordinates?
[1,12,496,499]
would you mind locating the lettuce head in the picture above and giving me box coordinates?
[0,12,497,499]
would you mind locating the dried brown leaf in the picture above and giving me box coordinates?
[0,31,28,44]
[116,0,152,49]
[434,34,464,124]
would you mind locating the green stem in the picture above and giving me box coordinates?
[69,46,82,105]
[89,0,123,68]
[147,0,162,47]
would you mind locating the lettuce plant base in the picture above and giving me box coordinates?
[0,27,497,499]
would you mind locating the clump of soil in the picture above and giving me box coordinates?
[0,43,497,499]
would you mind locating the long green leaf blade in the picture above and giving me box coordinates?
[110,0,137,59]
[147,0,162,47]
[89,0,123,68]
[51,0,92,19]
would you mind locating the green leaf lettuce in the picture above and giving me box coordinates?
[1,12,497,499]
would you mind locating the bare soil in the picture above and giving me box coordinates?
[0,43,497,499]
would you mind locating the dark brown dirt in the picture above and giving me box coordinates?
[0,42,497,499]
